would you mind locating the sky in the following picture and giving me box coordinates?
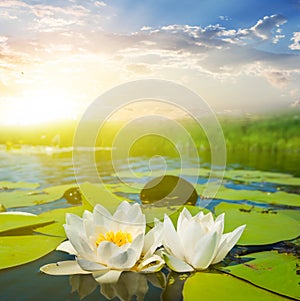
[0,0,300,125]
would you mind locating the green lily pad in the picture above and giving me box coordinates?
[223,169,300,186]
[218,251,300,300]
[79,182,126,212]
[113,168,300,187]
[215,203,300,245]
[208,186,300,207]
[183,272,291,301]
[0,181,40,190]
[35,206,84,237]
[0,184,78,209]
[0,214,54,235]
[113,168,210,179]
[0,234,64,270]
[106,183,144,194]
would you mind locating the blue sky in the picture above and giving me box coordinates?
[0,0,299,125]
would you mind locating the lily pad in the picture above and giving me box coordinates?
[79,182,126,212]
[218,251,300,300]
[223,169,300,186]
[35,206,84,237]
[183,272,291,301]
[0,234,64,270]
[0,214,54,235]
[208,186,300,207]
[0,181,40,190]
[215,203,300,245]
[0,184,78,209]
[114,168,300,186]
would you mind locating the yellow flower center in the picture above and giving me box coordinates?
[96,230,133,247]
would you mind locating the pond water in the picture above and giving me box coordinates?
[0,147,299,301]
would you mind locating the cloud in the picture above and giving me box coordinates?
[250,14,287,40]
[289,32,300,50]
[126,63,152,74]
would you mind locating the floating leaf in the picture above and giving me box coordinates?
[0,235,64,270]
[207,186,300,207]
[79,182,125,212]
[0,214,53,235]
[183,272,290,301]
[223,169,300,186]
[35,206,84,238]
[0,184,78,209]
[0,181,40,190]
[114,168,300,186]
[219,251,300,300]
[215,203,300,245]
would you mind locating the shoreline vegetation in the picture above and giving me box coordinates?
[1,111,299,153]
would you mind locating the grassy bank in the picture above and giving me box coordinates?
[0,111,299,153]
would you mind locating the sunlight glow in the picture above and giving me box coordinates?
[2,91,77,126]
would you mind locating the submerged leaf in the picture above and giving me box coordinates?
[218,251,300,300]
[215,203,300,245]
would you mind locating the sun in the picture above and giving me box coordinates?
[2,90,77,126]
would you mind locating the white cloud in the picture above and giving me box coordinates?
[289,32,300,50]
[250,14,287,40]
[94,1,107,7]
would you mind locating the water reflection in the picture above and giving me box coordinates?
[70,272,167,301]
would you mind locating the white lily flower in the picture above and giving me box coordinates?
[162,207,246,272]
[40,201,165,283]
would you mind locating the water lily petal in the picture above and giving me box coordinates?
[108,247,137,269]
[190,230,219,270]
[163,253,194,272]
[215,213,225,234]
[198,212,214,230]
[66,213,84,233]
[137,254,165,273]
[97,241,121,264]
[177,207,192,238]
[40,261,90,275]
[212,224,246,264]
[93,204,112,227]
[181,219,205,261]
[112,202,145,233]
[56,240,77,255]
[93,270,122,284]
[77,258,108,271]
[64,226,97,261]
[163,214,185,260]
[106,234,144,269]
[143,222,163,259]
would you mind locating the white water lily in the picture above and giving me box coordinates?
[40,201,164,283]
[162,208,246,272]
